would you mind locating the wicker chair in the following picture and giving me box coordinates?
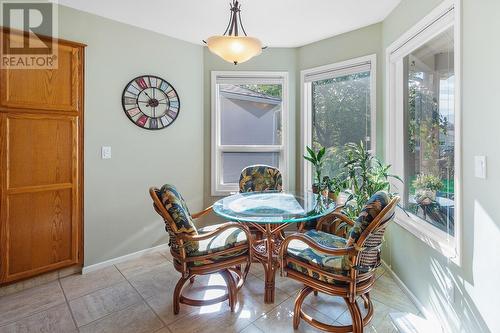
[280,192,400,333]
[239,165,283,240]
[149,184,252,313]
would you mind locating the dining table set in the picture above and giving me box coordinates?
[212,190,336,303]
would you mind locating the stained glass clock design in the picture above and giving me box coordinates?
[121,75,180,130]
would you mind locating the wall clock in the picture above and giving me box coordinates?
[121,75,180,130]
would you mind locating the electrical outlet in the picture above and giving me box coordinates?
[101,146,112,159]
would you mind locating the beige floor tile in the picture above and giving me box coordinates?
[0,281,66,326]
[375,265,386,279]
[145,282,201,325]
[166,273,285,333]
[69,281,142,327]
[301,292,347,322]
[127,265,180,300]
[0,303,76,333]
[370,273,419,313]
[0,271,59,297]
[253,297,333,333]
[156,246,173,262]
[239,323,264,333]
[336,298,401,333]
[167,302,250,333]
[273,274,304,297]
[154,327,172,333]
[240,274,290,311]
[60,266,126,300]
[79,301,164,333]
[115,252,170,279]
[248,262,265,277]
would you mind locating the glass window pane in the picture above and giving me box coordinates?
[222,152,279,184]
[403,27,455,236]
[311,71,371,177]
[220,84,282,145]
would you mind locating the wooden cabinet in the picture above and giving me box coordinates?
[0,28,85,284]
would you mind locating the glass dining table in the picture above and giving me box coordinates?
[213,191,336,303]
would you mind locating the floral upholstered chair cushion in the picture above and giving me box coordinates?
[346,191,390,245]
[286,230,351,283]
[158,184,197,235]
[185,224,248,266]
[239,165,283,193]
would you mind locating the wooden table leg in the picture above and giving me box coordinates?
[265,223,276,303]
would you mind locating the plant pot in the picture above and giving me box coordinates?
[415,189,436,205]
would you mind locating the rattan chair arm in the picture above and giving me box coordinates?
[191,206,213,219]
[315,205,346,231]
[177,222,251,242]
[279,233,357,259]
[329,211,355,226]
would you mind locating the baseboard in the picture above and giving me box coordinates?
[381,260,432,320]
[82,243,169,274]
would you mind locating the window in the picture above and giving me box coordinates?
[301,55,376,191]
[211,72,288,195]
[386,0,461,260]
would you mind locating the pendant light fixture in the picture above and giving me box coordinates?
[204,1,263,65]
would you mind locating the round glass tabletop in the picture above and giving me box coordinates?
[212,191,336,224]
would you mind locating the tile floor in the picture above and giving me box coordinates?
[0,248,420,333]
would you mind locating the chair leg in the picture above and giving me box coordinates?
[294,286,314,329]
[173,275,190,315]
[221,269,237,312]
[344,297,364,333]
[362,292,370,309]
[189,276,195,284]
[313,290,318,296]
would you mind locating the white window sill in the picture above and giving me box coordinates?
[393,210,460,265]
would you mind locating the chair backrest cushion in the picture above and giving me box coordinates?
[346,191,390,245]
[158,184,198,236]
[239,165,283,193]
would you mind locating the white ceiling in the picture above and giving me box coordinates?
[57,0,401,47]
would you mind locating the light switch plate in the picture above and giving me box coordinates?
[474,155,486,179]
[101,146,112,159]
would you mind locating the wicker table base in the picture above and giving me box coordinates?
[249,222,290,304]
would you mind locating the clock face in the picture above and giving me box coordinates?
[121,75,180,130]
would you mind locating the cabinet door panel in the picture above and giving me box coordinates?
[0,30,82,113]
[0,114,80,283]
[8,189,74,277]
[7,115,74,188]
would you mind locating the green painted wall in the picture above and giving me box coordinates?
[56,5,205,266]
[381,1,500,332]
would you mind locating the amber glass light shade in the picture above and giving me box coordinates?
[206,35,262,65]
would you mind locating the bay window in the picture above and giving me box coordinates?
[386,1,461,260]
[301,55,376,192]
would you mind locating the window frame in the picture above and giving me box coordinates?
[300,54,377,193]
[211,71,289,196]
[385,0,462,264]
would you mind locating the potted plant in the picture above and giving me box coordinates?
[322,175,344,202]
[412,174,443,205]
[303,146,327,195]
[338,142,401,219]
